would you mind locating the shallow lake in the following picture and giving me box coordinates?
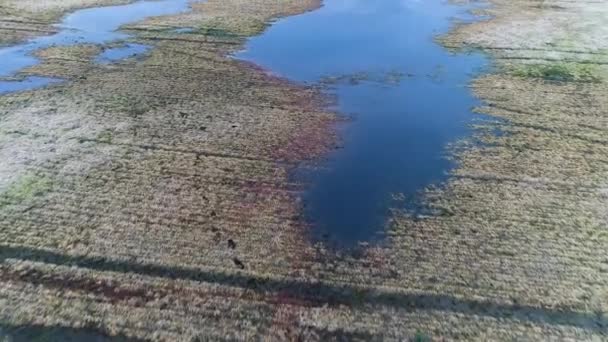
[237,0,488,246]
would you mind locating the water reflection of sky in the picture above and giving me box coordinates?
[238,0,488,246]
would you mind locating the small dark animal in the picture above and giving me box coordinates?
[233,257,245,269]
[227,239,236,249]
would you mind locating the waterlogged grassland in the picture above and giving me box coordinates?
[0,0,607,340]
[0,0,136,46]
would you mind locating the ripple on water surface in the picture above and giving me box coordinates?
[237,0,488,245]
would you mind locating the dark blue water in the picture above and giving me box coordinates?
[237,0,487,245]
[0,0,193,93]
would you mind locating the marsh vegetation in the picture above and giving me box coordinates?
[0,0,606,340]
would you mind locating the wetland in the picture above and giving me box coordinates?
[0,0,606,340]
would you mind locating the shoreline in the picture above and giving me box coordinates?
[0,0,139,46]
[0,0,338,339]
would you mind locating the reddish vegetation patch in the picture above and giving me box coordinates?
[238,60,340,163]
[276,114,338,163]
[266,301,303,339]
[0,266,156,305]
[0,264,330,310]
[224,62,341,275]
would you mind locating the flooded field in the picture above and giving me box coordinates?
[238,0,487,244]
[0,0,607,340]
[0,0,192,93]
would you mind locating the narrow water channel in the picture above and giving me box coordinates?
[0,0,194,93]
[237,0,488,245]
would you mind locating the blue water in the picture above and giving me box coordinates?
[173,27,196,34]
[0,0,192,93]
[237,0,488,245]
[0,76,63,94]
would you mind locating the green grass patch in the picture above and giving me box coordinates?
[197,17,269,38]
[1,173,53,205]
[96,130,113,143]
[511,62,601,82]
[412,330,432,342]
[104,94,149,117]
